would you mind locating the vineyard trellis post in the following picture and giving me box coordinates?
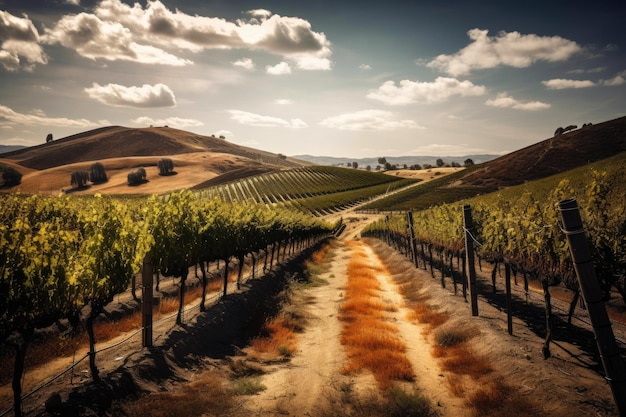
[505,263,513,335]
[142,253,153,348]
[406,211,419,269]
[559,198,626,416]
[463,205,479,316]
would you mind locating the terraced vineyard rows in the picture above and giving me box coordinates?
[197,166,416,215]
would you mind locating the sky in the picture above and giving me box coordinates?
[0,0,625,158]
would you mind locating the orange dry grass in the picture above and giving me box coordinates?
[250,316,298,357]
[339,241,414,389]
[432,344,492,378]
[408,303,449,331]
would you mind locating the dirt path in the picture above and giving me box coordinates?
[242,221,467,416]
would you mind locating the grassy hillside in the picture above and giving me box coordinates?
[0,126,306,195]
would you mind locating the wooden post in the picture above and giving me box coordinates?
[142,253,153,348]
[407,211,419,268]
[463,205,479,316]
[505,263,513,335]
[559,198,626,415]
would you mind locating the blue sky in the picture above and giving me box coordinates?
[0,0,624,157]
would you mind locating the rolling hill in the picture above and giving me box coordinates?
[457,115,626,188]
[0,126,306,194]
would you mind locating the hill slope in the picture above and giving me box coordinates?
[0,126,305,194]
[458,116,626,188]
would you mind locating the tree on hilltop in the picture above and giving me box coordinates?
[378,157,387,165]
[46,133,53,143]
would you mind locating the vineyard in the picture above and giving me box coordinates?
[0,190,335,416]
[196,166,416,214]
[362,159,626,365]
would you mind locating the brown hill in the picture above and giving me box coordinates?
[0,126,306,195]
[458,116,626,188]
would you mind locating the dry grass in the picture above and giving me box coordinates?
[367,240,542,416]
[319,384,438,417]
[121,371,235,417]
[250,316,298,357]
[339,241,415,389]
[0,282,210,386]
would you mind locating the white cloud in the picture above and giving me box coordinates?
[0,11,48,71]
[0,104,108,127]
[266,61,291,75]
[485,93,551,111]
[428,29,582,76]
[84,83,176,107]
[319,110,424,131]
[213,129,233,138]
[228,110,307,128]
[131,116,203,128]
[542,79,596,89]
[274,99,293,105]
[367,77,486,105]
[359,64,371,70]
[232,57,255,70]
[43,12,191,66]
[45,0,332,69]
[600,72,625,86]
[66,0,80,5]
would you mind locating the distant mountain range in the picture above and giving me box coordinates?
[0,145,26,155]
[290,154,501,167]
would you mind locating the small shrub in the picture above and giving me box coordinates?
[232,376,266,395]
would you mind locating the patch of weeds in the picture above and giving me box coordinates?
[278,345,292,357]
[233,376,266,396]
[385,386,439,417]
[228,358,265,378]
[434,327,469,348]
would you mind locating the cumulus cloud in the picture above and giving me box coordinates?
[228,110,307,128]
[0,104,108,127]
[319,110,424,131]
[359,64,371,70]
[367,77,486,105]
[266,61,291,75]
[485,93,551,111]
[43,12,191,66]
[542,79,596,89]
[0,10,48,71]
[600,71,626,86]
[84,82,176,107]
[131,116,203,127]
[274,99,293,105]
[44,0,332,69]
[232,57,255,70]
[428,29,582,76]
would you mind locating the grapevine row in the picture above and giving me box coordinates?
[197,166,414,214]
[0,190,334,415]
[363,169,626,357]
